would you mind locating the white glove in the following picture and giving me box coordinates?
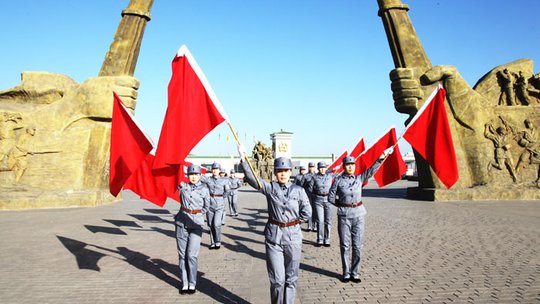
[237,144,247,158]
[381,146,394,159]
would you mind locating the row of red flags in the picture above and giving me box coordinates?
[109,45,459,207]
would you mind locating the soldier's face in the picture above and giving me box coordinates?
[188,173,201,184]
[318,167,327,174]
[275,169,292,184]
[344,164,355,175]
[212,168,220,176]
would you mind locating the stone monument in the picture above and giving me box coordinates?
[378,0,539,200]
[0,0,153,209]
[270,130,293,159]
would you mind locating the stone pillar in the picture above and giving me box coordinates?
[270,130,293,159]
[99,0,154,77]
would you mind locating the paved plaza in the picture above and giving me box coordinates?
[0,180,539,303]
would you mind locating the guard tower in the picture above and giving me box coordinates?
[270,130,293,159]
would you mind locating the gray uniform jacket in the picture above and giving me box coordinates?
[302,172,315,194]
[201,175,230,211]
[307,173,334,205]
[229,177,243,193]
[177,182,210,228]
[241,161,312,245]
[328,160,382,219]
[294,174,305,187]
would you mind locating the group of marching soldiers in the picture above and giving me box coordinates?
[174,146,390,303]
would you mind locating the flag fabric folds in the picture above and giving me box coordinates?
[123,154,169,207]
[349,137,366,159]
[402,84,458,189]
[373,128,407,187]
[356,127,406,187]
[109,93,153,197]
[153,44,229,170]
[327,150,348,173]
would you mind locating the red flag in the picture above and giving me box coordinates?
[349,137,365,159]
[123,154,168,207]
[372,128,407,187]
[109,93,153,197]
[153,45,229,170]
[402,85,458,189]
[328,150,348,172]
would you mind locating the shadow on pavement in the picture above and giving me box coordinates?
[84,225,127,235]
[57,235,249,303]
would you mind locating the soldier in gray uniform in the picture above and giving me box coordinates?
[302,162,317,232]
[219,169,230,225]
[307,161,334,247]
[201,162,230,249]
[328,154,385,283]
[175,164,209,294]
[228,169,242,216]
[238,145,312,304]
[294,166,306,186]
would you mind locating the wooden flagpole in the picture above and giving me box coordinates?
[226,121,262,189]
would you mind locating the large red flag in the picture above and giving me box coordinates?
[123,154,169,207]
[402,84,458,189]
[349,137,366,159]
[109,93,153,197]
[153,45,229,170]
[372,128,407,187]
[327,150,348,173]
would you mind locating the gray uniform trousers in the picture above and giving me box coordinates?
[266,241,302,304]
[176,181,209,289]
[337,214,365,277]
[201,176,229,245]
[206,199,224,245]
[315,200,334,244]
[241,160,312,304]
[302,173,316,230]
[228,191,239,214]
[329,159,382,279]
[308,173,335,244]
[175,221,203,288]
[228,177,242,215]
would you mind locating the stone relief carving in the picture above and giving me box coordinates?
[251,141,274,181]
[391,59,539,195]
[0,72,139,208]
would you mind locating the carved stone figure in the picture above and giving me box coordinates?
[515,119,540,184]
[251,141,274,181]
[378,0,540,200]
[484,118,518,182]
[515,71,531,106]
[498,69,517,106]
[0,0,153,209]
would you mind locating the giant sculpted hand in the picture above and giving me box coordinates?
[390,66,486,132]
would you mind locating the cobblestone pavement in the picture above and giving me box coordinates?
[0,180,539,303]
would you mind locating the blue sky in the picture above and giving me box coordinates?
[2,0,539,157]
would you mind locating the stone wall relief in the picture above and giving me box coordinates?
[251,141,274,181]
[484,116,540,186]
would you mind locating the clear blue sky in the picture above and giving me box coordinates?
[2,0,539,157]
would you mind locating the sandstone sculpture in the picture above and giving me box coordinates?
[0,0,153,209]
[378,0,539,200]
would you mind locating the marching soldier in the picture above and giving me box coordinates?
[228,169,242,216]
[302,162,317,231]
[238,145,311,304]
[175,164,209,294]
[219,169,230,225]
[294,166,307,186]
[307,161,334,246]
[328,153,388,283]
[201,162,230,249]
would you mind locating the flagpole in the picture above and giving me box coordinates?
[226,121,262,189]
